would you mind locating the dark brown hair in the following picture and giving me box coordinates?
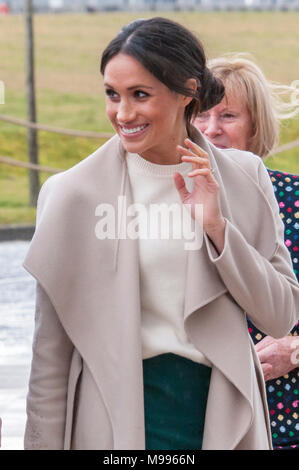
[100,17,225,134]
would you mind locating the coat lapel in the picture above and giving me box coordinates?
[24,136,145,449]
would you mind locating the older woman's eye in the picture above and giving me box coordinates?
[196,112,209,120]
[222,113,236,119]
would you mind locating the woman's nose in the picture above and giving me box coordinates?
[204,116,222,138]
[117,100,136,123]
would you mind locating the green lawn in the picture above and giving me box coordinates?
[0,11,299,224]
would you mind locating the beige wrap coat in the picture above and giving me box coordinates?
[23,127,299,450]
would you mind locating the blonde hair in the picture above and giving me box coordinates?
[207,54,299,157]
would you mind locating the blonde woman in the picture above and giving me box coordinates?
[194,55,299,450]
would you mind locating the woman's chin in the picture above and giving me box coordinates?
[119,137,147,155]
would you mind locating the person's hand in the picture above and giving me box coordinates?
[255,335,298,381]
[174,138,226,252]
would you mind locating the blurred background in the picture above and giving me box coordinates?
[0,0,298,450]
[1,1,299,224]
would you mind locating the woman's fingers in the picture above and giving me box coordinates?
[173,172,190,201]
[177,140,211,172]
[184,138,209,158]
[187,167,216,185]
[181,155,208,166]
[257,343,276,366]
[261,363,273,381]
[177,144,196,157]
[188,168,210,176]
[255,335,274,353]
[177,141,209,160]
[178,139,218,185]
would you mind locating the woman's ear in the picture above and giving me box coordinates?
[181,78,198,107]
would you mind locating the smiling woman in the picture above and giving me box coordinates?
[103,53,188,164]
[100,18,224,165]
[22,17,299,450]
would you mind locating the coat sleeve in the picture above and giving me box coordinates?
[24,282,73,450]
[205,160,299,338]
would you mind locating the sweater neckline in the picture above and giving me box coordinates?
[126,152,192,178]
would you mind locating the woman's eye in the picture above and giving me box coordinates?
[105,89,119,99]
[196,113,209,121]
[134,90,149,98]
[222,113,236,119]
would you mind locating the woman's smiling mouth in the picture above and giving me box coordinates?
[119,123,149,137]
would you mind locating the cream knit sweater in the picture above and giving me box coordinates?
[126,152,211,367]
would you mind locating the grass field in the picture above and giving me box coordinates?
[0,11,299,224]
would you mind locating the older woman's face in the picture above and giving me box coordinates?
[103,53,187,162]
[193,94,253,151]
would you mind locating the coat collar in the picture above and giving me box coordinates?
[24,129,274,449]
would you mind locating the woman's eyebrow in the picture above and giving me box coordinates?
[127,85,153,90]
[104,82,153,90]
[221,107,236,112]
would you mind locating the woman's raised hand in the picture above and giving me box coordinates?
[174,138,226,253]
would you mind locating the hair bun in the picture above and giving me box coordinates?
[200,68,225,112]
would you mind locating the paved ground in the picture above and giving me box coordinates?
[0,241,35,450]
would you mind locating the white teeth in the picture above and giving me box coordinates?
[121,124,147,134]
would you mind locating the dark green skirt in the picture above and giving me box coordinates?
[143,353,211,450]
